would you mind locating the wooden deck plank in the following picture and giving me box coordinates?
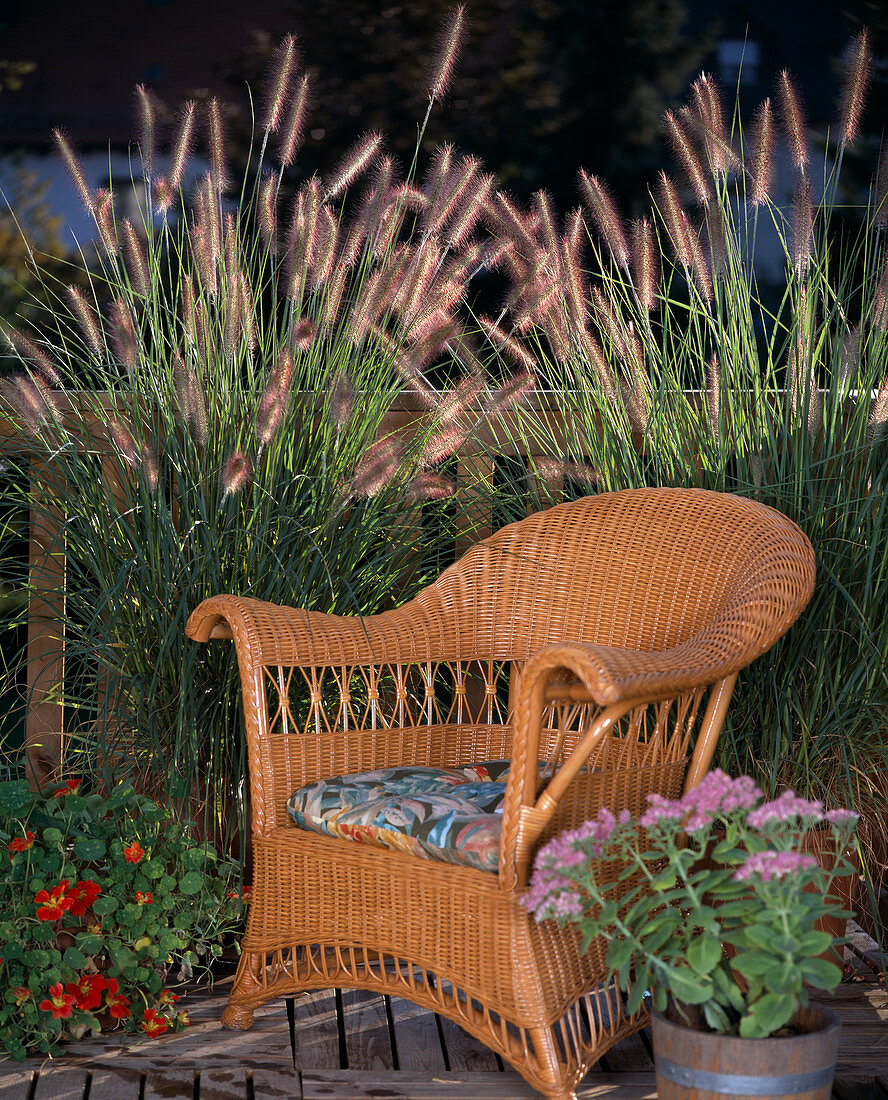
[301,1068,540,1097]
[599,1031,653,1071]
[0,1072,35,1100]
[339,990,393,1071]
[388,996,447,1073]
[577,1072,659,1098]
[250,1066,305,1099]
[291,990,341,1070]
[31,1069,89,1100]
[197,1069,250,1100]
[142,1068,195,1100]
[435,1013,501,1071]
[85,1068,143,1100]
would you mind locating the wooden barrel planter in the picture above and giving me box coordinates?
[651,1005,841,1099]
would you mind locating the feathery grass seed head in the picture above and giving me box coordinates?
[578,170,629,268]
[53,129,93,212]
[426,6,465,100]
[263,34,299,134]
[664,109,710,207]
[838,30,871,146]
[778,70,809,175]
[748,98,775,207]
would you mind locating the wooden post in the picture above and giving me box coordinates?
[25,462,66,789]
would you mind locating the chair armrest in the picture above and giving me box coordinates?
[498,593,800,888]
[186,594,446,667]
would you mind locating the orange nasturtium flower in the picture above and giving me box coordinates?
[51,777,83,798]
[141,1008,169,1037]
[34,880,72,921]
[104,978,132,1019]
[8,830,36,855]
[123,840,145,863]
[65,974,107,1011]
[134,891,154,905]
[38,983,77,1019]
[67,879,102,917]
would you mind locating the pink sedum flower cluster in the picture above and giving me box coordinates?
[734,850,819,882]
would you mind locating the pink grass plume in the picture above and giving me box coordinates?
[6,330,62,387]
[748,98,775,207]
[330,371,356,431]
[169,101,197,194]
[408,472,456,500]
[221,451,254,497]
[664,109,710,207]
[351,437,405,497]
[578,170,629,269]
[630,217,659,312]
[324,132,383,202]
[110,298,139,373]
[66,286,104,357]
[778,70,808,175]
[207,97,229,193]
[838,30,871,147]
[426,6,465,101]
[263,34,299,135]
[278,73,312,168]
[53,129,93,212]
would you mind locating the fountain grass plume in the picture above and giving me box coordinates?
[838,30,871,147]
[748,98,774,207]
[778,70,809,175]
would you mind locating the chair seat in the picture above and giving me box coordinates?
[287,761,517,873]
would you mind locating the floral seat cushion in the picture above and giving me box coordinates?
[286,761,516,874]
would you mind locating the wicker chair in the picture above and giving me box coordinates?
[186,487,815,1099]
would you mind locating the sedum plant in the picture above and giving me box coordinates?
[478,33,888,889]
[0,8,537,841]
[525,770,859,1038]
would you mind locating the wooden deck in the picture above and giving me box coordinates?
[1,969,887,1100]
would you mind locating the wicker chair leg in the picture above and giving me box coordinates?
[221,1002,255,1030]
[524,1025,578,1100]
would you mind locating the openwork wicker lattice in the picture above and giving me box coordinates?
[186,487,816,1099]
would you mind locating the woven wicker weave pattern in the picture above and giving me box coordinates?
[186,487,816,1100]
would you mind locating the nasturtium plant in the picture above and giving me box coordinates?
[0,778,247,1061]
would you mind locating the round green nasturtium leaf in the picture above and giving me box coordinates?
[0,781,32,814]
[63,947,87,969]
[23,949,50,967]
[177,871,205,895]
[0,922,15,940]
[41,827,63,845]
[92,896,118,916]
[73,837,106,861]
[158,932,182,952]
[2,942,22,960]
[181,848,205,870]
[76,933,104,955]
[141,860,164,880]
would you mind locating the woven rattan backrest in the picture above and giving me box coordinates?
[404,486,810,660]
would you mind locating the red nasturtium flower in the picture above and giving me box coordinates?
[104,978,132,1019]
[8,830,37,855]
[157,989,179,1006]
[51,777,83,798]
[35,880,72,921]
[12,987,32,1006]
[67,879,102,917]
[38,983,77,1019]
[134,890,154,905]
[123,840,145,863]
[65,974,107,1011]
[141,1008,169,1037]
